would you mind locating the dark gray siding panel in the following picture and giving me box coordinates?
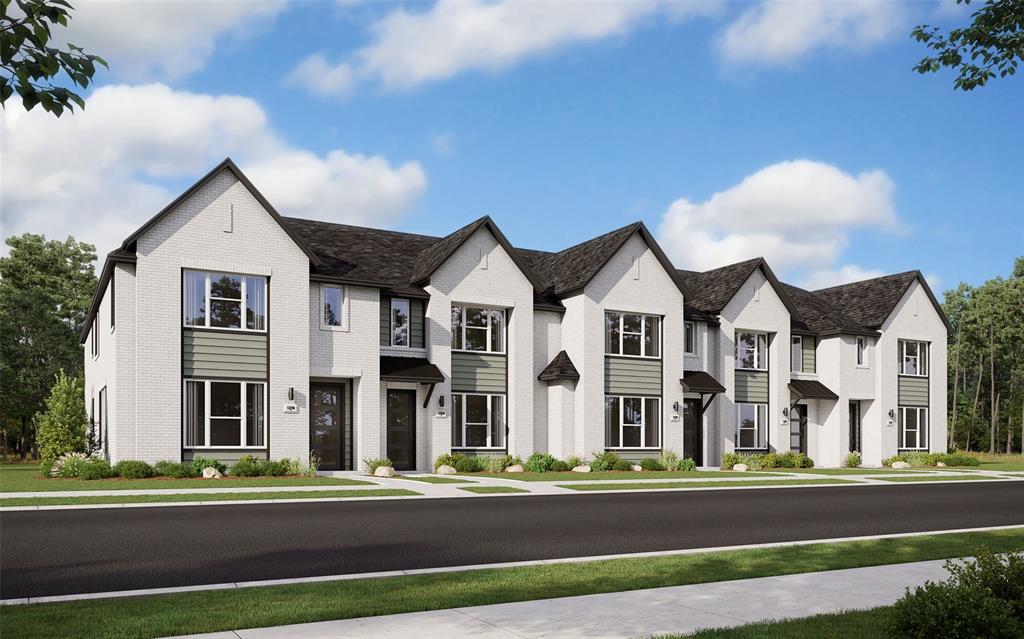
[614,450,662,461]
[605,357,662,396]
[183,330,267,380]
[183,449,268,463]
[735,370,769,403]
[898,376,929,407]
[802,338,816,374]
[452,352,507,393]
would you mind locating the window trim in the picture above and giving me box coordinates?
[183,379,268,449]
[898,339,928,377]
[898,406,928,451]
[319,284,347,331]
[90,320,99,358]
[605,395,662,450]
[735,402,768,451]
[856,336,868,368]
[390,297,411,347]
[791,335,803,373]
[735,331,768,371]
[183,270,268,333]
[684,321,697,356]
[452,393,506,450]
[451,305,506,354]
[604,311,662,359]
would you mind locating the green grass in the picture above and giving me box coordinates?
[560,479,857,491]
[960,453,1024,472]
[4,529,1021,639]
[666,607,893,638]
[0,464,372,492]
[458,485,529,494]
[0,489,418,507]
[473,470,779,481]
[764,468,933,475]
[396,475,475,484]
[875,474,1010,483]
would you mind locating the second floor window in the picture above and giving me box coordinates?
[321,286,344,328]
[856,336,868,367]
[451,305,505,352]
[184,270,266,331]
[391,298,410,346]
[605,312,660,357]
[684,322,697,355]
[791,336,802,373]
[899,340,928,376]
[735,331,768,370]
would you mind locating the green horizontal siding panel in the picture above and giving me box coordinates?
[898,376,929,407]
[183,330,266,380]
[735,370,769,403]
[452,352,507,393]
[380,297,390,347]
[605,357,662,396]
[381,297,425,348]
[182,449,268,463]
[802,338,816,374]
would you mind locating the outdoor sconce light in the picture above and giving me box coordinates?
[782,408,789,417]
[439,395,445,408]
[672,401,679,412]
[887,408,896,427]
[288,387,294,401]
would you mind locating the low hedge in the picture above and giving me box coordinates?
[883,452,981,468]
[589,451,621,472]
[112,460,155,479]
[722,451,814,470]
[525,452,556,473]
[154,460,198,478]
[612,459,633,471]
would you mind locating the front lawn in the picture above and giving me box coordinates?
[765,468,934,475]
[4,529,1021,639]
[0,464,372,492]
[472,470,779,482]
[961,453,1024,472]
[560,479,856,491]
[458,485,529,494]
[667,607,893,638]
[397,475,475,484]
[0,489,419,507]
[876,474,1010,483]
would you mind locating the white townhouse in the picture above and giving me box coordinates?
[82,159,950,471]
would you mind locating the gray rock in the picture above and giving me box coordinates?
[571,465,592,473]
[374,465,396,477]
[631,464,643,472]
[935,461,947,467]
[733,463,748,472]
[891,461,911,469]
[436,464,457,475]
[504,464,524,473]
[202,467,222,479]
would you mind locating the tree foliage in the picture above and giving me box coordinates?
[0,234,96,457]
[36,370,88,466]
[1,0,107,115]
[912,0,1024,90]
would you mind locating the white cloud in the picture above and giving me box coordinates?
[656,159,899,288]
[1,84,426,260]
[284,54,354,97]
[801,265,886,290]
[58,0,286,80]
[718,0,904,66]
[287,0,716,93]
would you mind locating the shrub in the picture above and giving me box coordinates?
[565,455,582,469]
[258,459,288,477]
[936,451,981,467]
[279,458,305,476]
[78,458,114,480]
[612,459,633,471]
[549,459,570,472]
[525,452,556,473]
[112,460,154,479]
[307,452,321,476]
[721,452,740,470]
[363,458,393,474]
[191,457,227,475]
[589,451,621,472]
[844,451,862,468]
[36,371,88,468]
[51,452,91,478]
[229,455,262,477]
[154,460,197,478]
[640,457,665,471]
[434,453,461,470]
[763,453,785,468]
[678,457,697,472]
[483,455,517,473]
[659,449,680,471]
[454,455,483,473]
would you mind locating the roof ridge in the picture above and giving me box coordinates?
[813,270,920,293]
[282,215,443,244]
[550,221,642,256]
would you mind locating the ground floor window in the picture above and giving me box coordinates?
[899,406,927,450]
[452,393,505,448]
[736,402,767,450]
[184,379,266,448]
[605,396,660,448]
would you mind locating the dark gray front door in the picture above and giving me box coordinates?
[849,401,862,453]
[387,389,417,471]
[311,384,343,471]
[682,398,703,466]
[790,404,808,454]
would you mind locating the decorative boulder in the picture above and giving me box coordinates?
[571,465,592,473]
[891,461,911,469]
[631,464,643,472]
[733,463,748,472]
[374,465,396,477]
[202,467,222,479]
[505,464,524,473]
[935,461,947,468]
[436,464,457,475]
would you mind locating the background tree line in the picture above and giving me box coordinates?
[944,257,1024,454]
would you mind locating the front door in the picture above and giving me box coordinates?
[310,384,344,471]
[789,404,808,454]
[682,398,703,466]
[387,389,417,471]
[849,401,862,453]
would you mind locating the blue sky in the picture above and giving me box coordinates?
[2,0,1020,295]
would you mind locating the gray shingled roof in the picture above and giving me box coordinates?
[677,258,764,314]
[781,283,877,337]
[538,350,580,382]
[813,271,922,329]
[519,223,641,296]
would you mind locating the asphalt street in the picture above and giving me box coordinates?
[2,482,1023,599]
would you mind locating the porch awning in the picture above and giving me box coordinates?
[380,356,445,383]
[680,370,726,394]
[788,379,839,401]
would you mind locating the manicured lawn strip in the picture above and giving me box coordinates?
[959,453,1024,472]
[397,476,475,484]
[459,486,529,494]
[559,479,857,491]
[668,607,893,638]
[0,489,418,507]
[875,474,1008,483]
[4,529,1021,639]
[763,468,935,475]
[0,464,371,492]
[472,470,779,482]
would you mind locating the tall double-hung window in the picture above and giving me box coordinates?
[735,331,768,370]
[736,403,768,450]
[184,380,266,448]
[184,270,266,331]
[899,406,928,450]
[605,312,660,357]
[898,340,928,376]
[451,394,505,448]
[451,305,505,352]
[605,396,660,448]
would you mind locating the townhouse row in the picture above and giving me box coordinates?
[83,159,949,470]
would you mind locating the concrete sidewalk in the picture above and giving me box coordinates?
[167,559,949,639]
